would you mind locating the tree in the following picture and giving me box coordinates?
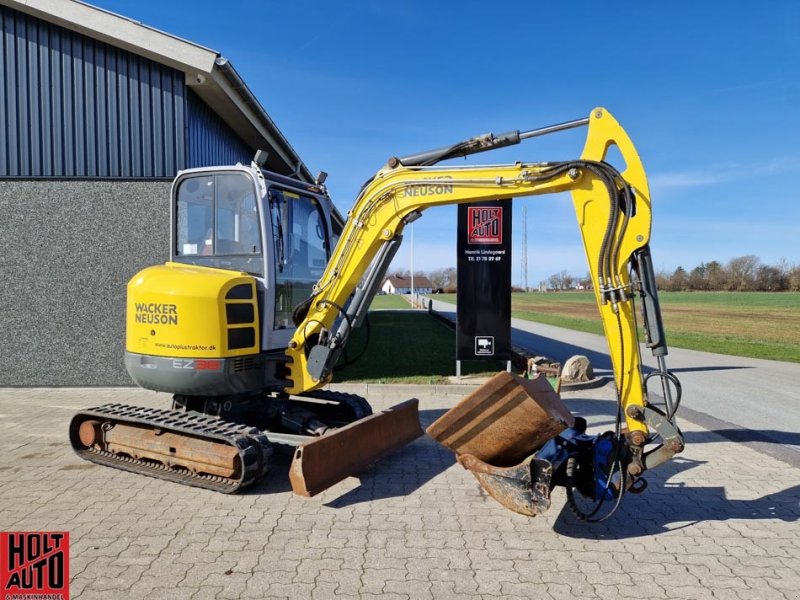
[726,255,760,291]
[688,263,708,290]
[669,266,687,291]
[654,269,671,291]
[705,260,727,290]
[429,267,457,292]
[644,257,797,292]
[547,270,573,290]
[789,263,800,292]
[755,265,786,291]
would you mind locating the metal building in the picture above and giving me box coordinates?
[0,0,312,385]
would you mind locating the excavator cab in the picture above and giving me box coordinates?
[120,166,340,395]
[170,167,339,351]
[71,164,423,495]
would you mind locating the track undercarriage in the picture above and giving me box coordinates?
[69,391,422,495]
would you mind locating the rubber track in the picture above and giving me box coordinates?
[69,403,273,494]
[300,390,373,421]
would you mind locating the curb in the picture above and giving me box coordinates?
[328,382,481,397]
[559,376,609,392]
[330,376,611,397]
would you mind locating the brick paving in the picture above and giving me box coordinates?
[1,384,798,599]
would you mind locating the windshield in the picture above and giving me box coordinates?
[269,189,330,329]
[174,172,263,275]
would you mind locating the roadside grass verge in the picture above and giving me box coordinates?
[433,292,800,363]
[333,311,507,384]
[369,294,411,309]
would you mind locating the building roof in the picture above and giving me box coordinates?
[384,275,435,289]
[2,0,313,181]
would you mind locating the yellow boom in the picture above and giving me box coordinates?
[286,108,652,439]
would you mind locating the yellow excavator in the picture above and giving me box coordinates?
[70,108,682,520]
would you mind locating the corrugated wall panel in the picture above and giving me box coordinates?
[186,88,253,168]
[0,5,186,177]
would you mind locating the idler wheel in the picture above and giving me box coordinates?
[77,420,103,448]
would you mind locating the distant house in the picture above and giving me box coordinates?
[382,275,434,295]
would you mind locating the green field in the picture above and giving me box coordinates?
[434,292,800,363]
[369,294,411,309]
[334,311,507,384]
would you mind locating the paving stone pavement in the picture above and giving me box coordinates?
[1,384,798,600]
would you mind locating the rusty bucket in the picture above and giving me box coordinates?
[427,372,574,515]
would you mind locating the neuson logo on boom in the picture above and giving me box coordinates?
[400,176,454,198]
[1,532,69,600]
[467,206,503,244]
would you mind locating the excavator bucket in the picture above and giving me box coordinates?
[457,453,554,516]
[289,398,423,497]
[426,372,574,515]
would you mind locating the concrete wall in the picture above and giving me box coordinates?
[0,180,171,386]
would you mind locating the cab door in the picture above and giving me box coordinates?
[264,187,332,349]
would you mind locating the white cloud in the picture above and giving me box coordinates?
[650,171,732,189]
[650,157,800,191]
[705,78,788,96]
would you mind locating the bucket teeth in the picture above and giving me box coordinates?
[458,453,553,516]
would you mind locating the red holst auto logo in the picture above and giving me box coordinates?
[1,532,69,600]
[467,207,502,244]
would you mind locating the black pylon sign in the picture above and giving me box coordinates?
[456,200,512,361]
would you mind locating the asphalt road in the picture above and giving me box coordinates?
[428,298,800,465]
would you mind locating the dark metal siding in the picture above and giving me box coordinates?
[186,88,253,168]
[0,5,186,177]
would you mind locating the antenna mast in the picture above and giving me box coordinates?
[521,205,528,290]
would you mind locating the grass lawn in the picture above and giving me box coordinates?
[333,311,508,384]
[369,294,411,309]
[433,292,800,363]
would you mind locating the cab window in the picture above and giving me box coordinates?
[175,172,263,275]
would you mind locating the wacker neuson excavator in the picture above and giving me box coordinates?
[70,108,683,520]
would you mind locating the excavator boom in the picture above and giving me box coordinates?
[288,108,683,513]
[288,108,651,435]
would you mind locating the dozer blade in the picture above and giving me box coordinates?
[426,372,574,515]
[289,398,423,497]
[458,453,553,516]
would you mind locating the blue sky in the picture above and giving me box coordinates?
[96,0,800,286]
